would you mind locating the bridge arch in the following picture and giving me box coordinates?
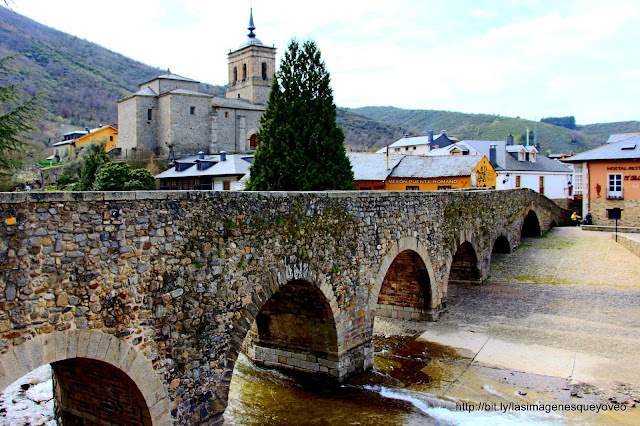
[492,234,512,254]
[444,230,484,286]
[521,208,542,238]
[215,262,345,421]
[371,237,438,320]
[0,330,171,425]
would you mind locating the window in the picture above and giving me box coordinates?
[515,175,521,188]
[607,174,623,199]
[395,148,400,152]
[190,106,196,115]
[225,111,229,118]
[242,64,247,80]
[406,186,419,191]
[109,136,113,142]
[573,164,583,195]
[147,109,152,121]
[530,152,536,162]
[539,176,545,195]
[233,67,237,83]
[262,62,267,80]
[250,134,258,150]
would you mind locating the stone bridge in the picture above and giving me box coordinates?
[0,189,568,424]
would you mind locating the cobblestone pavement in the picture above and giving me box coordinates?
[442,226,640,365]
[375,226,640,417]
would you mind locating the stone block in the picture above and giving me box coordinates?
[54,332,68,362]
[104,191,136,201]
[76,329,92,357]
[41,333,57,365]
[65,330,80,359]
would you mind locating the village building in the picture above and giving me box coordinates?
[563,133,640,227]
[376,131,458,156]
[155,152,253,191]
[434,136,573,207]
[116,9,275,158]
[347,152,496,190]
[50,125,118,160]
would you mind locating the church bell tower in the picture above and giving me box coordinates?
[226,9,276,105]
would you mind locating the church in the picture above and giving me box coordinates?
[116,9,276,158]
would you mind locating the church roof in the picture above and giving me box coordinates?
[133,86,157,97]
[163,89,212,98]
[212,97,266,111]
[139,70,199,86]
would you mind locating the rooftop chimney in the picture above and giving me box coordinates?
[220,151,227,161]
[428,130,434,143]
[198,151,205,160]
[489,144,497,168]
[507,134,514,146]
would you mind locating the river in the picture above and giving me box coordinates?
[224,335,564,425]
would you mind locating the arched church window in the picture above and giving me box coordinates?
[233,67,237,84]
[250,134,258,150]
[262,62,267,80]
[242,64,247,80]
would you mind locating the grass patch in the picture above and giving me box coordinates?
[513,275,572,285]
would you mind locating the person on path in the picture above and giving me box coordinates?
[571,211,581,226]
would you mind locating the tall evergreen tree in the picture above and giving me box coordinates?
[0,55,42,170]
[247,40,354,191]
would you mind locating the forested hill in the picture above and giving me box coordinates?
[348,106,640,154]
[0,6,223,143]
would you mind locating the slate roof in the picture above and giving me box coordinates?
[390,155,486,178]
[140,72,198,86]
[606,133,640,144]
[133,86,157,97]
[460,140,569,173]
[162,89,212,98]
[211,97,267,111]
[155,154,253,179]
[563,136,640,162]
[347,153,403,181]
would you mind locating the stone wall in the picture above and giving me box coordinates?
[615,234,640,258]
[590,198,640,227]
[0,189,567,424]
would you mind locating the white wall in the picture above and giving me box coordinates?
[496,172,571,198]
[213,177,239,191]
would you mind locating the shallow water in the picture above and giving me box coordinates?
[224,337,564,425]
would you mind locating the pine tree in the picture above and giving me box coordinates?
[247,40,354,191]
[0,55,42,170]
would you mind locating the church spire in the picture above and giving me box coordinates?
[247,8,256,38]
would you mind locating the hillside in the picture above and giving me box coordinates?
[349,106,629,155]
[337,108,409,151]
[0,6,224,152]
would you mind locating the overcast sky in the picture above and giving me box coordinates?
[5,0,640,124]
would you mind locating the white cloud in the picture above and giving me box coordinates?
[6,0,640,123]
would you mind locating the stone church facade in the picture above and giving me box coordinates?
[117,10,276,157]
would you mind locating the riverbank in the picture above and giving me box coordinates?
[372,227,640,423]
